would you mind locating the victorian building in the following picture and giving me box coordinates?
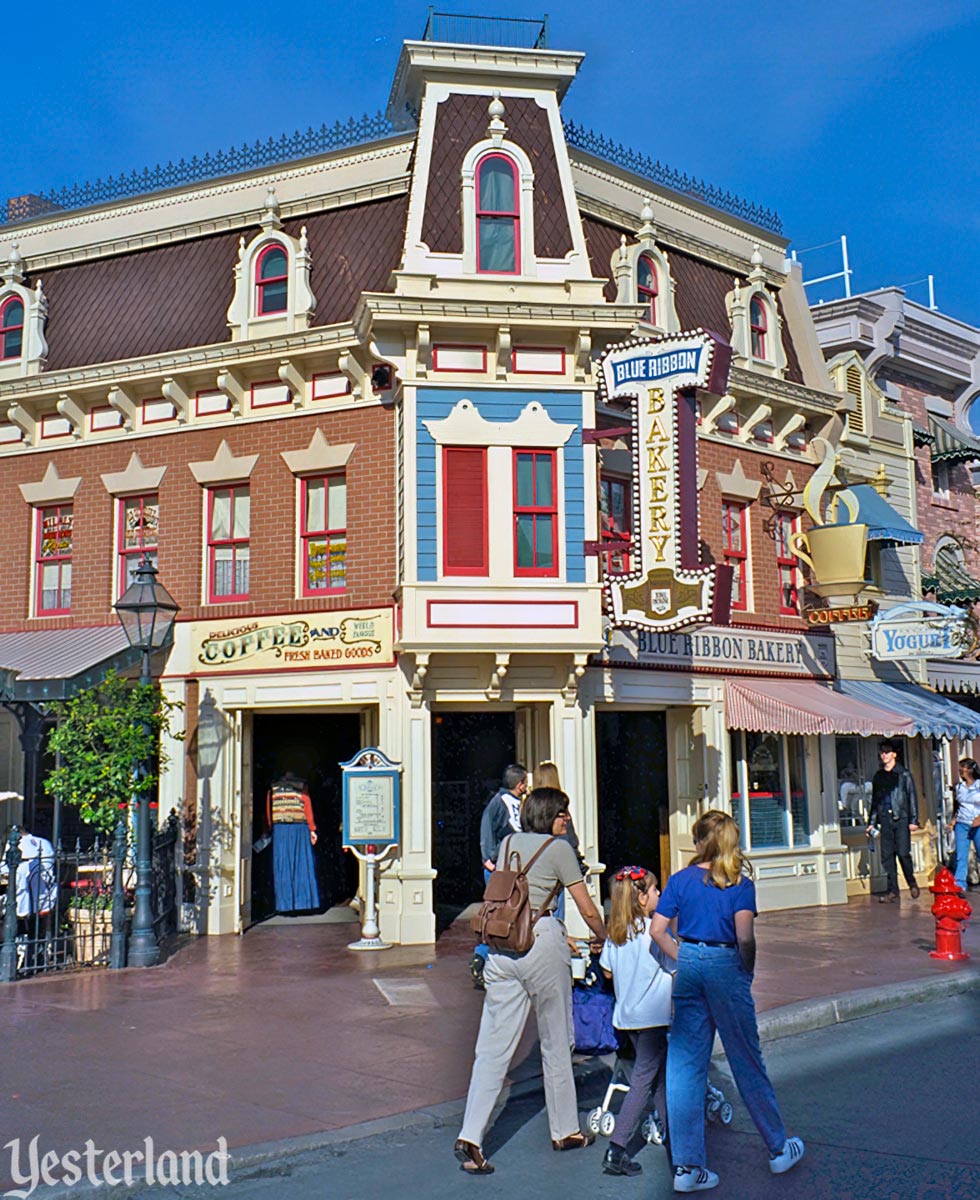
[3,18,979,944]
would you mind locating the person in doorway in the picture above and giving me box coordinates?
[951,757,980,892]
[266,772,319,913]
[534,761,588,919]
[598,865,674,1177]
[454,787,607,1175]
[650,810,804,1193]
[470,764,528,989]
[0,827,58,924]
[867,740,920,903]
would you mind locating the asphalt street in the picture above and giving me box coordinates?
[130,991,980,1200]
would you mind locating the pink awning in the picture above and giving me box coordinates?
[725,679,916,737]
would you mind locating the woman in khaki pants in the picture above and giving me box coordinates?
[455,787,607,1175]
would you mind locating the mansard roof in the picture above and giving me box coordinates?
[581,215,804,385]
[32,195,409,371]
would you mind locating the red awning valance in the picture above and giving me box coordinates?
[725,679,916,737]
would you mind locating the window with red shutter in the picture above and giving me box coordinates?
[443,447,488,575]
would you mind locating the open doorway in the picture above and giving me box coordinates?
[250,711,361,922]
[596,710,668,901]
[431,710,516,934]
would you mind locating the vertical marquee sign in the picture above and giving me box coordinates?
[598,331,733,632]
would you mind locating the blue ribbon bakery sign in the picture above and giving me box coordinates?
[598,331,732,634]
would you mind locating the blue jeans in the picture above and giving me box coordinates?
[474,868,493,962]
[954,822,980,891]
[667,942,786,1168]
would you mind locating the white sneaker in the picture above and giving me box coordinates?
[673,1166,719,1192]
[769,1137,805,1175]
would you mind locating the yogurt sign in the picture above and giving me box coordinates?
[870,601,973,662]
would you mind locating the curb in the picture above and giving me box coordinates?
[755,965,980,1044]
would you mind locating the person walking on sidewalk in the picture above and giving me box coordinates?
[598,866,674,1178]
[868,740,920,903]
[470,764,528,989]
[951,757,980,892]
[650,810,804,1193]
[534,761,588,920]
[454,787,607,1176]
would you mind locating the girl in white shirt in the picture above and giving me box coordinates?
[952,757,980,892]
[599,866,675,1177]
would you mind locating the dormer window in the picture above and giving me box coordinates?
[0,297,24,359]
[637,255,658,324]
[750,296,768,359]
[476,154,519,274]
[255,245,288,315]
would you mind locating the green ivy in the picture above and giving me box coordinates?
[44,671,183,834]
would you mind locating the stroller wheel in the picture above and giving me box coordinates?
[642,1114,665,1145]
[719,1101,734,1125]
[706,1103,720,1122]
[587,1107,603,1135]
[600,1111,616,1137]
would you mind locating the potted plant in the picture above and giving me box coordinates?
[64,878,118,964]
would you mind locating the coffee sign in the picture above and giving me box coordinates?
[598,332,732,633]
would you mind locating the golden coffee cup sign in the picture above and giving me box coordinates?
[789,438,869,601]
[598,331,732,633]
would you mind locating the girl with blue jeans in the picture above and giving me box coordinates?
[952,757,980,892]
[650,811,803,1193]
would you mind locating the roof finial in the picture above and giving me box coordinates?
[487,90,508,146]
[3,241,24,285]
[261,188,282,232]
[638,199,656,240]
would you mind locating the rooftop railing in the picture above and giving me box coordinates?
[420,8,548,48]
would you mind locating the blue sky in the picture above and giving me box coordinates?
[4,2,978,323]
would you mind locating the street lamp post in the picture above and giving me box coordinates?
[194,690,227,936]
[114,554,179,968]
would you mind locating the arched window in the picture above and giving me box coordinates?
[476,154,519,274]
[750,296,768,359]
[637,255,658,324]
[255,245,289,315]
[0,297,24,360]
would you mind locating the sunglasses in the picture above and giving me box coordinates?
[615,865,648,882]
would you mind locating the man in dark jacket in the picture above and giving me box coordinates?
[868,740,920,903]
[470,764,528,988]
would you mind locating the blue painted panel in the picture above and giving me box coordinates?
[415,389,584,583]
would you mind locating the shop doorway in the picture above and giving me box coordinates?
[250,712,361,922]
[596,711,668,900]
[431,710,516,934]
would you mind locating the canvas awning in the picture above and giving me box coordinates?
[835,679,980,740]
[830,484,923,545]
[928,414,980,465]
[0,625,142,702]
[725,679,917,737]
[922,545,980,606]
[927,659,980,696]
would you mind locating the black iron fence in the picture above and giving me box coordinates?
[0,810,184,982]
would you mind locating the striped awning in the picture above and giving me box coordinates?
[835,679,980,740]
[830,484,923,545]
[929,415,980,465]
[725,679,917,737]
[0,625,142,702]
[922,546,980,606]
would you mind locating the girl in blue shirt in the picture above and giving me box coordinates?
[650,811,804,1193]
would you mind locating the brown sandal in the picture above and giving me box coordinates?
[454,1139,494,1174]
[552,1131,596,1151]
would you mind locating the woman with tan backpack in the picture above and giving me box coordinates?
[454,786,607,1175]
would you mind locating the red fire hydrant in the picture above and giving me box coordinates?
[929,866,972,961]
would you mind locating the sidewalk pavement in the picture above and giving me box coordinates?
[2,894,978,1189]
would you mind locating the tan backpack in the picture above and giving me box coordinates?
[470,835,561,954]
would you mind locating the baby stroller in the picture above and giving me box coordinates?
[586,1056,734,1143]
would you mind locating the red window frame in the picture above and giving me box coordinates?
[750,296,768,359]
[637,255,658,324]
[1,297,24,360]
[442,447,489,576]
[35,503,73,615]
[775,512,801,615]
[513,449,559,577]
[722,501,749,611]
[600,477,631,574]
[255,244,288,316]
[475,153,520,275]
[300,474,347,595]
[118,494,159,596]
[207,485,250,603]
